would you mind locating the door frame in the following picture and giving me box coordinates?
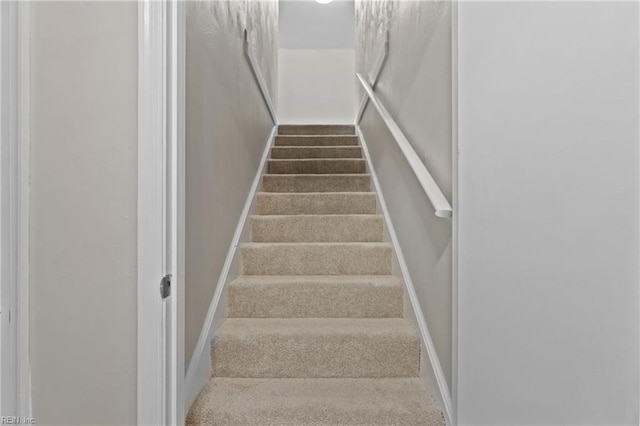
[0,0,31,418]
[137,0,185,424]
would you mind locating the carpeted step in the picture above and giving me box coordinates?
[240,242,392,275]
[267,159,366,174]
[187,123,446,424]
[255,192,377,215]
[249,215,383,243]
[228,275,403,318]
[186,377,445,426]
[271,146,362,159]
[274,135,359,146]
[278,124,355,135]
[262,174,371,193]
[211,318,420,378]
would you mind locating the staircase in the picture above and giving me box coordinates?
[187,125,444,425]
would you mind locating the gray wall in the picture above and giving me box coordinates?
[457,1,639,424]
[356,0,453,391]
[30,2,138,424]
[185,0,277,366]
[279,0,354,49]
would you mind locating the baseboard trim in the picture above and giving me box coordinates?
[184,126,278,411]
[357,126,454,425]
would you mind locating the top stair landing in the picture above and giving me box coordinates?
[277,124,356,136]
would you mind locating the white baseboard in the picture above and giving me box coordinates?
[184,126,277,411]
[357,126,454,425]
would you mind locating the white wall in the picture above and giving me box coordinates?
[278,49,355,124]
[278,0,355,124]
[457,2,639,424]
[356,0,453,394]
[29,2,138,424]
[185,0,277,367]
[279,0,355,49]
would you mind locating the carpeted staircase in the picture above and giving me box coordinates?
[187,125,445,425]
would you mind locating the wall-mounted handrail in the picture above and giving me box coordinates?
[243,29,278,124]
[356,73,452,218]
[355,31,389,124]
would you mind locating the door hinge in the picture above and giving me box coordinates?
[160,274,172,299]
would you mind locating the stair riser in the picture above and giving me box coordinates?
[262,175,371,193]
[186,378,444,426]
[271,147,362,159]
[267,159,366,174]
[240,244,392,275]
[228,282,403,318]
[211,332,419,378]
[256,193,377,215]
[278,125,355,135]
[275,135,359,146]
[250,215,383,243]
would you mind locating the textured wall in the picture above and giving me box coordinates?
[355,0,453,392]
[185,0,277,366]
[29,2,138,424]
[457,2,639,424]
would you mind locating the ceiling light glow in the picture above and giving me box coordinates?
[315,0,334,4]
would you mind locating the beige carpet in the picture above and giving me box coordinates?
[187,125,445,425]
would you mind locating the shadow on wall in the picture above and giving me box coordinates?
[185,0,277,368]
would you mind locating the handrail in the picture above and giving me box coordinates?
[243,29,278,124]
[356,73,452,218]
[355,31,389,124]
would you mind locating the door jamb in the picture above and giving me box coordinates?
[137,0,185,424]
[451,1,459,425]
[0,0,31,418]
[167,0,185,423]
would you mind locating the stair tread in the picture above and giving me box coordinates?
[267,159,367,175]
[241,242,392,275]
[228,275,403,318]
[217,317,415,335]
[268,158,365,162]
[212,318,419,378]
[231,274,401,285]
[276,136,358,138]
[262,174,372,193]
[249,214,383,243]
[251,213,381,217]
[278,124,356,135]
[257,191,374,194]
[263,173,370,176]
[271,147,361,153]
[187,377,444,426]
[272,146,360,149]
[271,146,362,159]
[242,241,390,246]
[275,135,360,146]
[256,192,377,215]
[241,242,391,251]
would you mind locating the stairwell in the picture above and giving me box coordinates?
[187,125,444,425]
